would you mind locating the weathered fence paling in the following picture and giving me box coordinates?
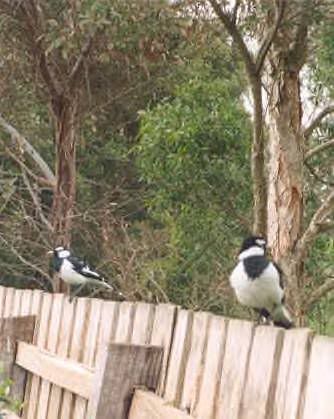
[0,286,333,419]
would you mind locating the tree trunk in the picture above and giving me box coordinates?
[266,4,309,323]
[250,76,267,237]
[51,96,78,292]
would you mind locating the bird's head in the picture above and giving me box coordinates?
[238,236,266,259]
[47,246,71,259]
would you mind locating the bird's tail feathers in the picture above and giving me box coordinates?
[88,278,113,289]
[272,304,294,329]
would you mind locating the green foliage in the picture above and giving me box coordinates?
[0,376,22,414]
[136,64,252,310]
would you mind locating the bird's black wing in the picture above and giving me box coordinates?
[67,255,86,271]
[243,255,270,280]
[68,255,103,280]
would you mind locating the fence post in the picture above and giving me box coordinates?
[0,316,35,402]
[87,343,163,419]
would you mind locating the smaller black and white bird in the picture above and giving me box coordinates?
[229,236,293,329]
[48,246,120,301]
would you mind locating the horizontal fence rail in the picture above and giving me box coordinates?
[0,286,333,419]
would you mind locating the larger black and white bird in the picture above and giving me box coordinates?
[49,246,116,300]
[229,236,293,329]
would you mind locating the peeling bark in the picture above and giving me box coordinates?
[51,97,78,248]
[266,1,311,321]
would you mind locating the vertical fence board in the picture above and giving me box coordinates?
[47,297,76,419]
[94,301,119,366]
[164,309,194,406]
[273,328,312,419]
[22,289,43,419]
[216,319,254,419]
[302,336,334,419]
[194,315,227,419]
[150,304,177,396]
[87,344,163,419]
[180,312,211,413]
[0,286,6,317]
[72,298,103,419]
[20,290,33,315]
[132,303,155,345]
[114,302,136,343]
[36,294,64,419]
[239,326,284,419]
[60,298,90,419]
[12,289,22,316]
[26,293,53,419]
[3,287,15,317]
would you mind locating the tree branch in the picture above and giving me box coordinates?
[209,0,256,76]
[305,277,334,310]
[68,33,95,92]
[0,114,56,185]
[304,105,334,139]
[255,0,286,73]
[297,189,334,261]
[21,170,53,231]
[304,160,334,187]
[305,138,334,160]
[0,235,53,286]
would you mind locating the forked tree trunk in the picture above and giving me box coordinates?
[51,96,78,292]
[266,4,309,323]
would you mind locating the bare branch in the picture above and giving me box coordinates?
[231,0,241,24]
[305,161,334,187]
[297,189,334,261]
[68,33,95,91]
[0,235,53,286]
[304,105,334,139]
[209,0,256,76]
[305,138,334,160]
[255,0,286,73]
[0,114,56,185]
[21,170,53,231]
[305,277,334,309]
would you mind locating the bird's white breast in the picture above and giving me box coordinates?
[229,261,283,311]
[59,259,87,285]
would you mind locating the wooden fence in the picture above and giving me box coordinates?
[0,285,333,419]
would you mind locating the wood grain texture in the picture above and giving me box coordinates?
[26,293,53,419]
[194,315,227,419]
[180,311,211,413]
[72,298,103,419]
[129,390,194,419]
[164,309,193,405]
[36,294,64,419]
[87,343,163,419]
[47,297,76,419]
[273,328,312,419]
[216,319,255,419]
[16,341,94,399]
[239,326,284,419]
[59,297,90,419]
[114,302,136,343]
[150,304,177,396]
[3,287,15,317]
[132,302,155,345]
[302,335,334,419]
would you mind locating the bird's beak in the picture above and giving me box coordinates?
[47,250,53,255]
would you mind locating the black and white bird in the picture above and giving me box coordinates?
[229,236,293,329]
[48,246,117,300]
